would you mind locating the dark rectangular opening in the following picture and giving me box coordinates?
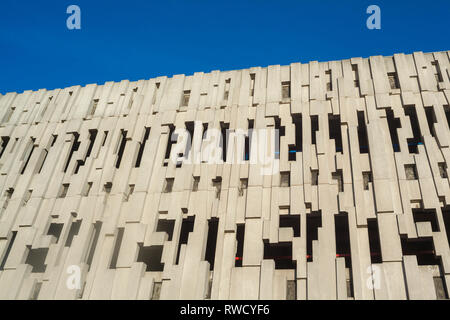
[184,122,195,160]
[401,236,439,265]
[274,117,285,160]
[279,215,300,237]
[115,130,128,168]
[205,218,219,270]
[412,209,439,232]
[101,131,108,147]
[244,120,254,161]
[388,72,400,89]
[164,125,176,162]
[65,220,82,247]
[385,109,401,152]
[325,70,332,91]
[367,219,382,263]
[444,105,450,129]
[424,107,436,137]
[263,241,296,269]
[135,127,150,168]
[328,115,343,153]
[156,219,175,241]
[443,208,450,247]
[235,224,245,267]
[404,105,423,153]
[306,211,322,262]
[220,122,229,162]
[335,212,352,268]
[74,160,82,175]
[25,248,49,273]
[137,245,165,272]
[0,137,10,159]
[311,115,319,145]
[176,216,195,265]
[86,129,97,159]
[357,111,369,153]
[438,163,448,178]
[289,115,302,161]
[47,223,64,243]
[64,133,80,173]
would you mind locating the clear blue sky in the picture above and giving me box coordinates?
[1,0,449,94]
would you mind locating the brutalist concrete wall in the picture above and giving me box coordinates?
[0,51,449,300]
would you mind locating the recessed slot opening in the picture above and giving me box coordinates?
[310,115,319,145]
[404,105,423,154]
[205,218,219,270]
[306,211,322,262]
[137,245,165,272]
[263,240,296,270]
[25,248,49,273]
[385,109,401,152]
[235,224,245,267]
[328,115,343,153]
[156,219,175,241]
[367,219,382,263]
[289,115,302,161]
[176,216,195,265]
[135,127,150,168]
[279,215,300,237]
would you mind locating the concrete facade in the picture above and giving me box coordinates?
[0,50,449,300]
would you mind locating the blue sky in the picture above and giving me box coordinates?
[0,0,449,94]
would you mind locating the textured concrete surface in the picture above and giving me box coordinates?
[0,50,449,300]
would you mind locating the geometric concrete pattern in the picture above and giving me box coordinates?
[0,50,449,300]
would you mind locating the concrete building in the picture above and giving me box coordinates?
[0,50,449,300]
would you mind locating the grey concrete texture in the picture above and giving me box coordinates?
[0,50,449,299]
